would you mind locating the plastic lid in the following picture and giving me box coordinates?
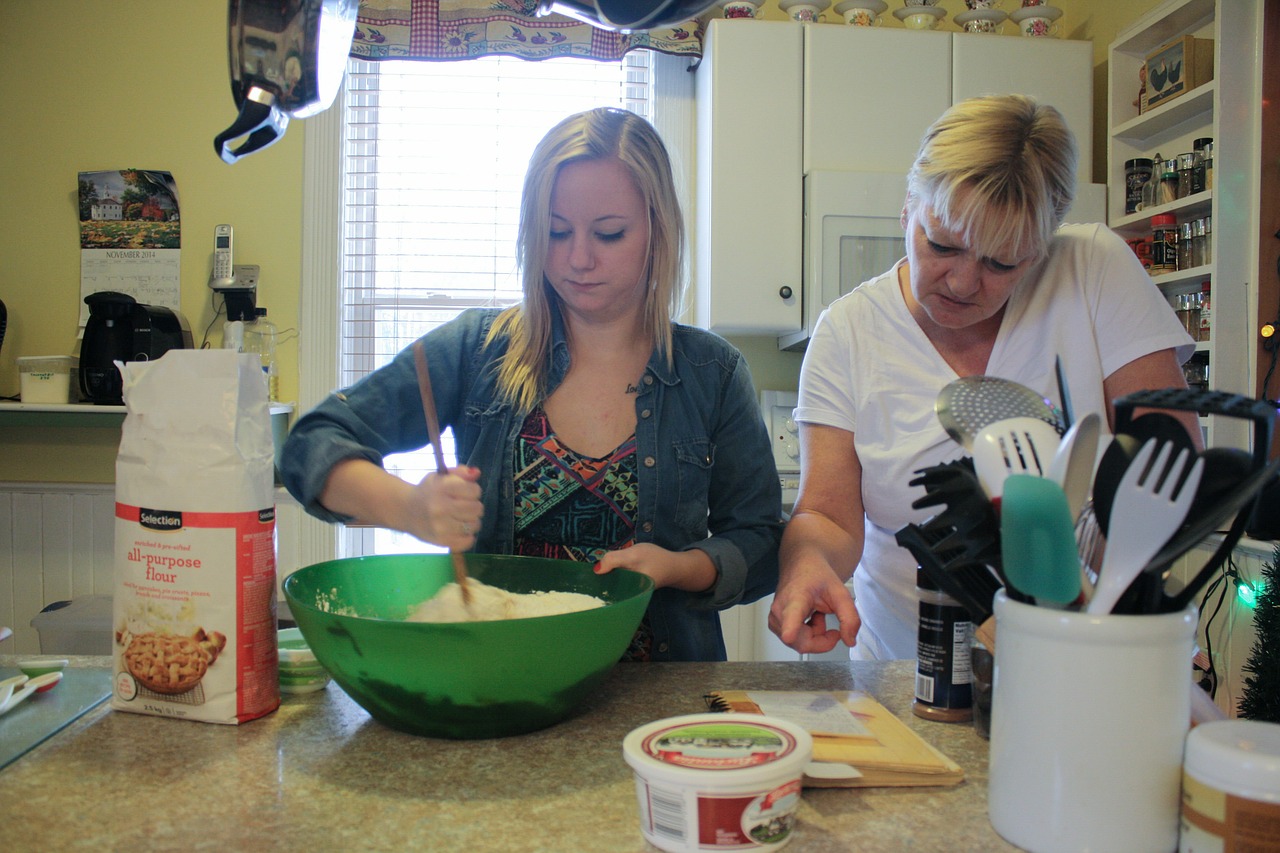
[1185,720,1280,802]
[623,713,813,785]
[17,356,77,371]
[1152,214,1177,226]
[1125,158,1153,169]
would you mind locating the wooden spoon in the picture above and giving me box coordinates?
[412,340,472,605]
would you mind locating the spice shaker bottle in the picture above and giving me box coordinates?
[1125,158,1153,214]
[1198,281,1212,342]
[1150,214,1178,274]
[1158,158,1179,206]
[1194,137,1214,191]
[1176,152,1199,199]
[912,568,973,723]
[1178,222,1195,270]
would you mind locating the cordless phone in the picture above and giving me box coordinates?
[213,224,234,283]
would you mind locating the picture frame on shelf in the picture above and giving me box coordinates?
[1141,35,1214,113]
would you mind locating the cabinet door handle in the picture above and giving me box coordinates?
[779,286,793,300]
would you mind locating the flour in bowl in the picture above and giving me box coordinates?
[407,578,606,623]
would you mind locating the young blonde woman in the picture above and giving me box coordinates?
[283,107,782,661]
[770,94,1198,660]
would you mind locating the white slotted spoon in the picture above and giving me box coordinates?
[971,416,1062,499]
[1085,439,1203,615]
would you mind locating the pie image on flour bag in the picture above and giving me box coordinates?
[123,629,227,695]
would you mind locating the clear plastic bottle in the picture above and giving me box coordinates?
[222,319,245,351]
[242,307,279,401]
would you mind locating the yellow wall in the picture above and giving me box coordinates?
[0,0,1159,483]
[0,1,301,482]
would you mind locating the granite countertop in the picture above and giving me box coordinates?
[0,656,1014,852]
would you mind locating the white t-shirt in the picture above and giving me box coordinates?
[795,223,1195,660]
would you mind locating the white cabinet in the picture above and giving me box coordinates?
[951,35,1094,179]
[693,20,1099,338]
[1106,0,1265,451]
[694,21,803,336]
[803,26,951,175]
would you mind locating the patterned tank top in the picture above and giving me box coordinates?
[512,405,651,660]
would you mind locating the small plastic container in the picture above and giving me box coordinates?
[623,713,812,852]
[277,627,330,694]
[29,595,113,654]
[18,356,78,404]
[1180,719,1280,852]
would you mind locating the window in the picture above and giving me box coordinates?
[299,51,694,562]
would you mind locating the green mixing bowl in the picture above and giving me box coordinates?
[283,553,654,739]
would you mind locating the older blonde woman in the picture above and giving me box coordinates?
[282,107,782,661]
[770,94,1197,660]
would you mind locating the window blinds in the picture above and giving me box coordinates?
[337,53,652,554]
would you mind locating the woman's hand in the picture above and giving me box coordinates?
[319,459,483,550]
[594,543,718,592]
[404,465,484,551]
[768,559,861,654]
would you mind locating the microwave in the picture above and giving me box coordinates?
[778,170,1108,351]
[779,170,908,352]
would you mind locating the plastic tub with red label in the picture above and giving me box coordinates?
[623,713,813,852]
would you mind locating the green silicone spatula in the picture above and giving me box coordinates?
[999,474,1082,607]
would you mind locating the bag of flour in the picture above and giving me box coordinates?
[111,349,279,724]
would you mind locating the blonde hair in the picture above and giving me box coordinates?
[488,107,686,412]
[906,94,1077,262]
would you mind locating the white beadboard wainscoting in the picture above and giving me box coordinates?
[0,482,115,655]
[0,483,314,656]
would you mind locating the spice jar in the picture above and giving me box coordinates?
[1198,280,1212,342]
[1202,215,1212,264]
[1194,137,1214,191]
[1150,214,1178,274]
[1191,218,1209,268]
[1175,293,1201,337]
[1158,158,1180,206]
[1177,152,1200,199]
[1125,158,1153,214]
[1178,222,1195,270]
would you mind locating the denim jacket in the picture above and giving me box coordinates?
[280,307,783,661]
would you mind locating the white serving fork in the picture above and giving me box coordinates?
[1085,439,1203,615]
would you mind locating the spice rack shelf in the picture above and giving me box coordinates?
[1109,190,1211,235]
[1110,81,1214,143]
[1107,0,1262,452]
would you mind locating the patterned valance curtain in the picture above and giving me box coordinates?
[352,0,704,61]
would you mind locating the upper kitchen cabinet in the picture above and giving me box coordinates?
[693,19,1098,339]
[1107,0,1265,451]
[951,36,1093,180]
[694,20,804,336]
[803,26,951,175]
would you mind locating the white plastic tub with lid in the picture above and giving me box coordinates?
[623,713,812,852]
[1180,719,1280,852]
[18,355,78,403]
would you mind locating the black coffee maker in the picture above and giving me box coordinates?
[80,291,193,405]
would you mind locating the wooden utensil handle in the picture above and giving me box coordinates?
[413,341,472,602]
